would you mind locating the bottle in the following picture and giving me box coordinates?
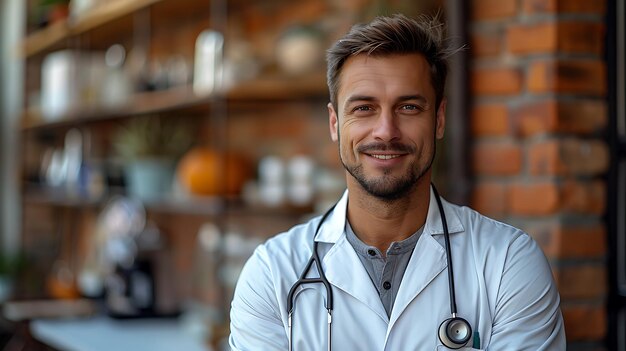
[193,30,224,96]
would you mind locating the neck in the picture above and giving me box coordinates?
[346,177,431,253]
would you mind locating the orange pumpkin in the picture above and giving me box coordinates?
[177,148,251,196]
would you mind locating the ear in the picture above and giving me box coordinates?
[328,102,339,142]
[435,98,446,140]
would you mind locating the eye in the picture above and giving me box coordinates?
[353,105,372,112]
[399,104,424,114]
[400,104,421,111]
[350,105,376,116]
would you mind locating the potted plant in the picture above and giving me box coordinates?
[112,116,193,201]
[39,0,70,25]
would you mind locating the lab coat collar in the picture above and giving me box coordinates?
[424,186,465,236]
[313,186,465,243]
[314,190,349,244]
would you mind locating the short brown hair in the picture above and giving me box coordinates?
[326,14,457,111]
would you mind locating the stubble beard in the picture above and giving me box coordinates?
[339,141,436,202]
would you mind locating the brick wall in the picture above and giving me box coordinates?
[468,0,608,349]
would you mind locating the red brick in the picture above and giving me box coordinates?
[514,100,559,136]
[562,305,606,341]
[553,60,606,95]
[529,222,607,259]
[472,142,522,175]
[558,100,608,134]
[528,140,564,175]
[258,108,307,138]
[556,224,607,258]
[528,61,551,93]
[522,0,558,13]
[470,31,503,57]
[554,265,606,299]
[560,139,610,176]
[471,103,509,136]
[561,180,606,215]
[514,100,607,137]
[472,67,523,95]
[507,23,557,54]
[242,0,329,44]
[527,60,606,95]
[559,0,607,13]
[471,0,517,20]
[507,22,605,55]
[555,224,607,258]
[509,182,560,215]
[471,181,508,217]
[528,139,609,176]
[558,22,605,55]
[523,0,606,14]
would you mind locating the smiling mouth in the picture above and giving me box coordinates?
[369,154,402,160]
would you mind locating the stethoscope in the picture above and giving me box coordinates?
[286,184,472,350]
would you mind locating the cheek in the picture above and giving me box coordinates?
[401,120,436,149]
[341,120,370,144]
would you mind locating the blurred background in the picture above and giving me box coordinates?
[0,0,623,350]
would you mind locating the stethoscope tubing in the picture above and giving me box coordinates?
[287,206,335,351]
[431,184,459,316]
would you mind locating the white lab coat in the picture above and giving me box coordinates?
[229,189,566,350]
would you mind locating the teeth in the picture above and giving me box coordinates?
[372,154,400,160]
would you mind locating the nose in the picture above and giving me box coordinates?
[371,109,400,142]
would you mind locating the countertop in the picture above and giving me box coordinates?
[30,315,210,351]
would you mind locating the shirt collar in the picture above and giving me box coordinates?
[345,220,422,257]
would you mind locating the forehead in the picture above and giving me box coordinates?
[337,53,434,104]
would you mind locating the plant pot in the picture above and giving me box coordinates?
[48,4,69,24]
[124,158,175,201]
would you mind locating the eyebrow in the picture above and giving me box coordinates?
[345,95,377,105]
[344,94,429,105]
[396,94,429,104]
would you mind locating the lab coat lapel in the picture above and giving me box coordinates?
[386,188,464,332]
[386,234,446,331]
[314,191,388,323]
[323,236,389,323]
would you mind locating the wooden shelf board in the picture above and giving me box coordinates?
[22,0,162,57]
[68,0,161,35]
[23,189,105,208]
[22,187,312,217]
[22,187,224,216]
[142,196,225,216]
[21,74,327,131]
[21,85,210,131]
[226,74,328,101]
[21,21,70,58]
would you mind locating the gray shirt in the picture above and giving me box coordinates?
[345,221,423,317]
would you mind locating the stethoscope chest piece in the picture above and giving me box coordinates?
[438,316,472,349]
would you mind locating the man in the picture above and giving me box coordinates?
[230,14,565,350]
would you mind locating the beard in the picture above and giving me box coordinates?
[340,140,435,201]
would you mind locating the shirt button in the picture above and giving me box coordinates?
[383,281,391,290]
[367,249,376,256]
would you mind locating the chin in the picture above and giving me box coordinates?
[358,176,418,201]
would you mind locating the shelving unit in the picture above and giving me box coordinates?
[16,1,338,349]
